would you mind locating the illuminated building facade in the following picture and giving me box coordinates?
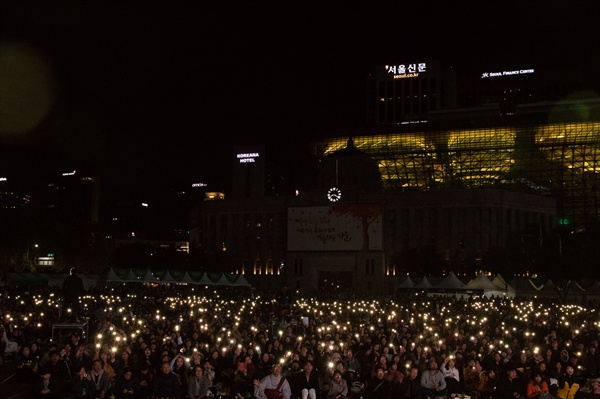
[312,101,600,232]
[232,145,265,199]
[190,63,599,292]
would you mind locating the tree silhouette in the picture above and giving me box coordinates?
[328,204,382,250]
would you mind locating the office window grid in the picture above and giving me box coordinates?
[311,121,600,230]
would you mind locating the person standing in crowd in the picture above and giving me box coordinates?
[62,267,85,322]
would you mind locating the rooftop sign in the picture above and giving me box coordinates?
[237,152,260,163]
[385,63,427,79]
[481,69,534,78]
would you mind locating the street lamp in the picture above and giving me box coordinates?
[26,243,39,261]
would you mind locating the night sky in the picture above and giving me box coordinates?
[1,1,599,197]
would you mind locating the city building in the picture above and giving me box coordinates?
[189,63,600,293]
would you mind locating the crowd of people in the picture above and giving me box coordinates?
[1,272,599,399]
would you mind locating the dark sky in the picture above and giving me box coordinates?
[1,0,599,196]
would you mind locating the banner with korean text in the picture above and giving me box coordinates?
[287,205,383,251]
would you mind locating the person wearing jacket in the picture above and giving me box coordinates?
[527,372,550,399]
[153,361,181,399]
[292,360,321,399]
[420,357,447,399]
[326,370,348,399]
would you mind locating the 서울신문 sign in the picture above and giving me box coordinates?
[385,63,427,79]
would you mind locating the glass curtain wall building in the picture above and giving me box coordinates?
[311,117,600,232]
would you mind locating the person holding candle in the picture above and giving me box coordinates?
[440,356,461,395]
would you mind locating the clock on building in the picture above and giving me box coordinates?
[327,187,342,202]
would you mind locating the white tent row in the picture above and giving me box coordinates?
[2,270,252,289]
[395,272,600,299]
[105,268,252,287]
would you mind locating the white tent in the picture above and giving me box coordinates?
[434,271,466,290]
[106,268,123,283]
[492,274,516,297]
[227,274,252,287]
[396,276,415,289]
[465,273,508,297]
[80,274,99,290]
[197,273,216,285]
[538,279,559,296]
[157,271,179,283]
[179,272,198,284]
[124,269,145,283]
[214,274,233,285]
[509,277,541,297]
[414,276,433,289]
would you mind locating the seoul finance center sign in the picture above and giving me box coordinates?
[385,62,427,79]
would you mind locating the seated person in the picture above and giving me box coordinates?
[527,372,550,399]
[421,357,447,399]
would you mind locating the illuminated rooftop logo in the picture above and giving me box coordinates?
[481,69,534,78]
[385,63,426,79]
[237,152,260,163]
